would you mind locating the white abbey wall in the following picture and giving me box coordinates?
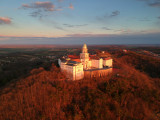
[72,64,84,80]
[91,58,103,69]
[58,59,84,80]
[103,59,113,67]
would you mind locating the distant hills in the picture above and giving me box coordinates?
[0,44,160,48]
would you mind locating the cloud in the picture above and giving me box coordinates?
[22,1,56,11]
[115,29,132,33]
[96,10,120,21]
[110,10,120,17]
[148,2,160,7]
[137,0,160,8]
[139,18,151,21]
[38,18,66,31]
[22,4,30,8]
[29,10,43,18]
[156,16,160,25]
[69,3,74,10]
[21,1,64,19]
[63,24,88,28]
[21,1,73,19]
[0,17,11,25]
[102,27,112,30]
[0,37,11,41]
[67,33,109,37]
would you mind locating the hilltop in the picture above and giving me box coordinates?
[0,50,160,120]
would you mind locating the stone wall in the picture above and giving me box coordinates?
[103,59,113,67]
[84,68,112,78]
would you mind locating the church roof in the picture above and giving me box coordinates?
[71,59,81,62]
[103,57,112,60]
[67,60,81,66]
[89,54,100,60]
[68,55,80,59]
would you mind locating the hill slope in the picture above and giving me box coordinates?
[0,52,160,120]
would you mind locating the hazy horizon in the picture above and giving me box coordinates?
[0,32,160,45]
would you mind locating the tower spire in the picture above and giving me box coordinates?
[82,43,88,53]
[80,44,90,69]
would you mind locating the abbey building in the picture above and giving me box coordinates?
[58,44,113,80]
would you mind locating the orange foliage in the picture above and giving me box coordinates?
[0,58,160,120]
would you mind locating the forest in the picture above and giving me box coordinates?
[0,48,160,120]
[0,48,68,87]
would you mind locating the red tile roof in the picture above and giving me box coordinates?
[89,55,100,60]
[103,57,112,60]
[71,59,81,62]
[68,55,80,59]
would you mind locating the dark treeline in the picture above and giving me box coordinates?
[0,59,53,87]
[0,48,67,87]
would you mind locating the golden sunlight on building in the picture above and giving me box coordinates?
[58,44,113,80]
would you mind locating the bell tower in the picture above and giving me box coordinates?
[80,44,90,69]
[82,44,88,53]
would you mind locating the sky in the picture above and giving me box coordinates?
[0,0,160,45]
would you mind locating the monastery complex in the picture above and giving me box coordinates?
[58,44,113,80]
